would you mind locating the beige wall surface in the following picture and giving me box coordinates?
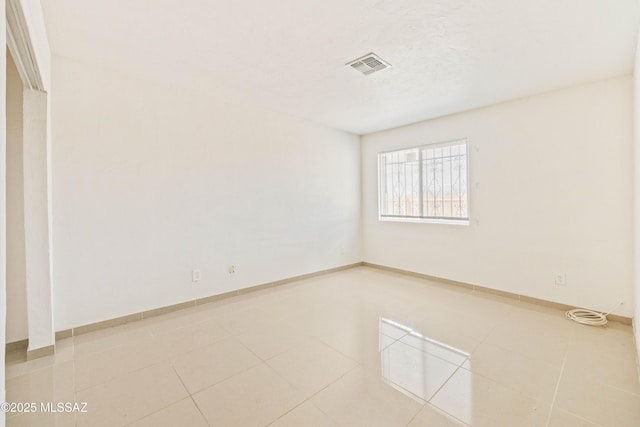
[5,51,28,343]
[362,76,634,317]
[633,32,640,370]
[50,57,362,331]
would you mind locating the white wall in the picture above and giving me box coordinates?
[1,0,8,421]
[6,51,28,343]
[51,57,361,331]
[362,77,634,317]
[633,30,640,370]
[22,88,54,351]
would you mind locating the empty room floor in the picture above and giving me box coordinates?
[5,267,640,427]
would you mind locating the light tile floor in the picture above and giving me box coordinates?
[5,267,640,426]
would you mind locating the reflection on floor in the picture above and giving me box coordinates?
[380,317,470,403]
[5,267,640,426]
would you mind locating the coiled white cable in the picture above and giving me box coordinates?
[565,302,623,326]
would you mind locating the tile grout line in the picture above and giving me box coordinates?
[601,382,640,398]
[170,365,212,427]
[391,331,472,369]
[115,366,196,427]
[265,361,359,426]
[454,320,568,419]
[379,332,409,353]
[544,346,569,427]
[420,364,470,424]
[263,393,310,426]
[304,399,342,427]
[311,336,363,366]
[187,395,211,427]
[71,338,79,426]
[261,363,315,426]
[402,401,426,426]
[173,353,263,397]
[234,336,269,363]
[119,395,209,427]
[557,408,605,427]
[399,306,501,421]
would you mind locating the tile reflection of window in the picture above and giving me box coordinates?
[379,318,470,403]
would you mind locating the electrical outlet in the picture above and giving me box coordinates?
[229,265,235,274]
[555,272,566,286]
[192,269,201,282]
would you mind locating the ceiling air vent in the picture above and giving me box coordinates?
[346,53,391,75]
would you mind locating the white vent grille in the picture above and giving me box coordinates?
[346,53,391,75]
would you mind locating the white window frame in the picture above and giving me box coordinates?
[377,139,470,225]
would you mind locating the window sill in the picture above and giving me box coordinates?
[378,216,470,226]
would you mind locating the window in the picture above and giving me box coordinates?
[378,139,469,223]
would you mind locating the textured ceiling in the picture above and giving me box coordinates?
[41,0,640,134]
